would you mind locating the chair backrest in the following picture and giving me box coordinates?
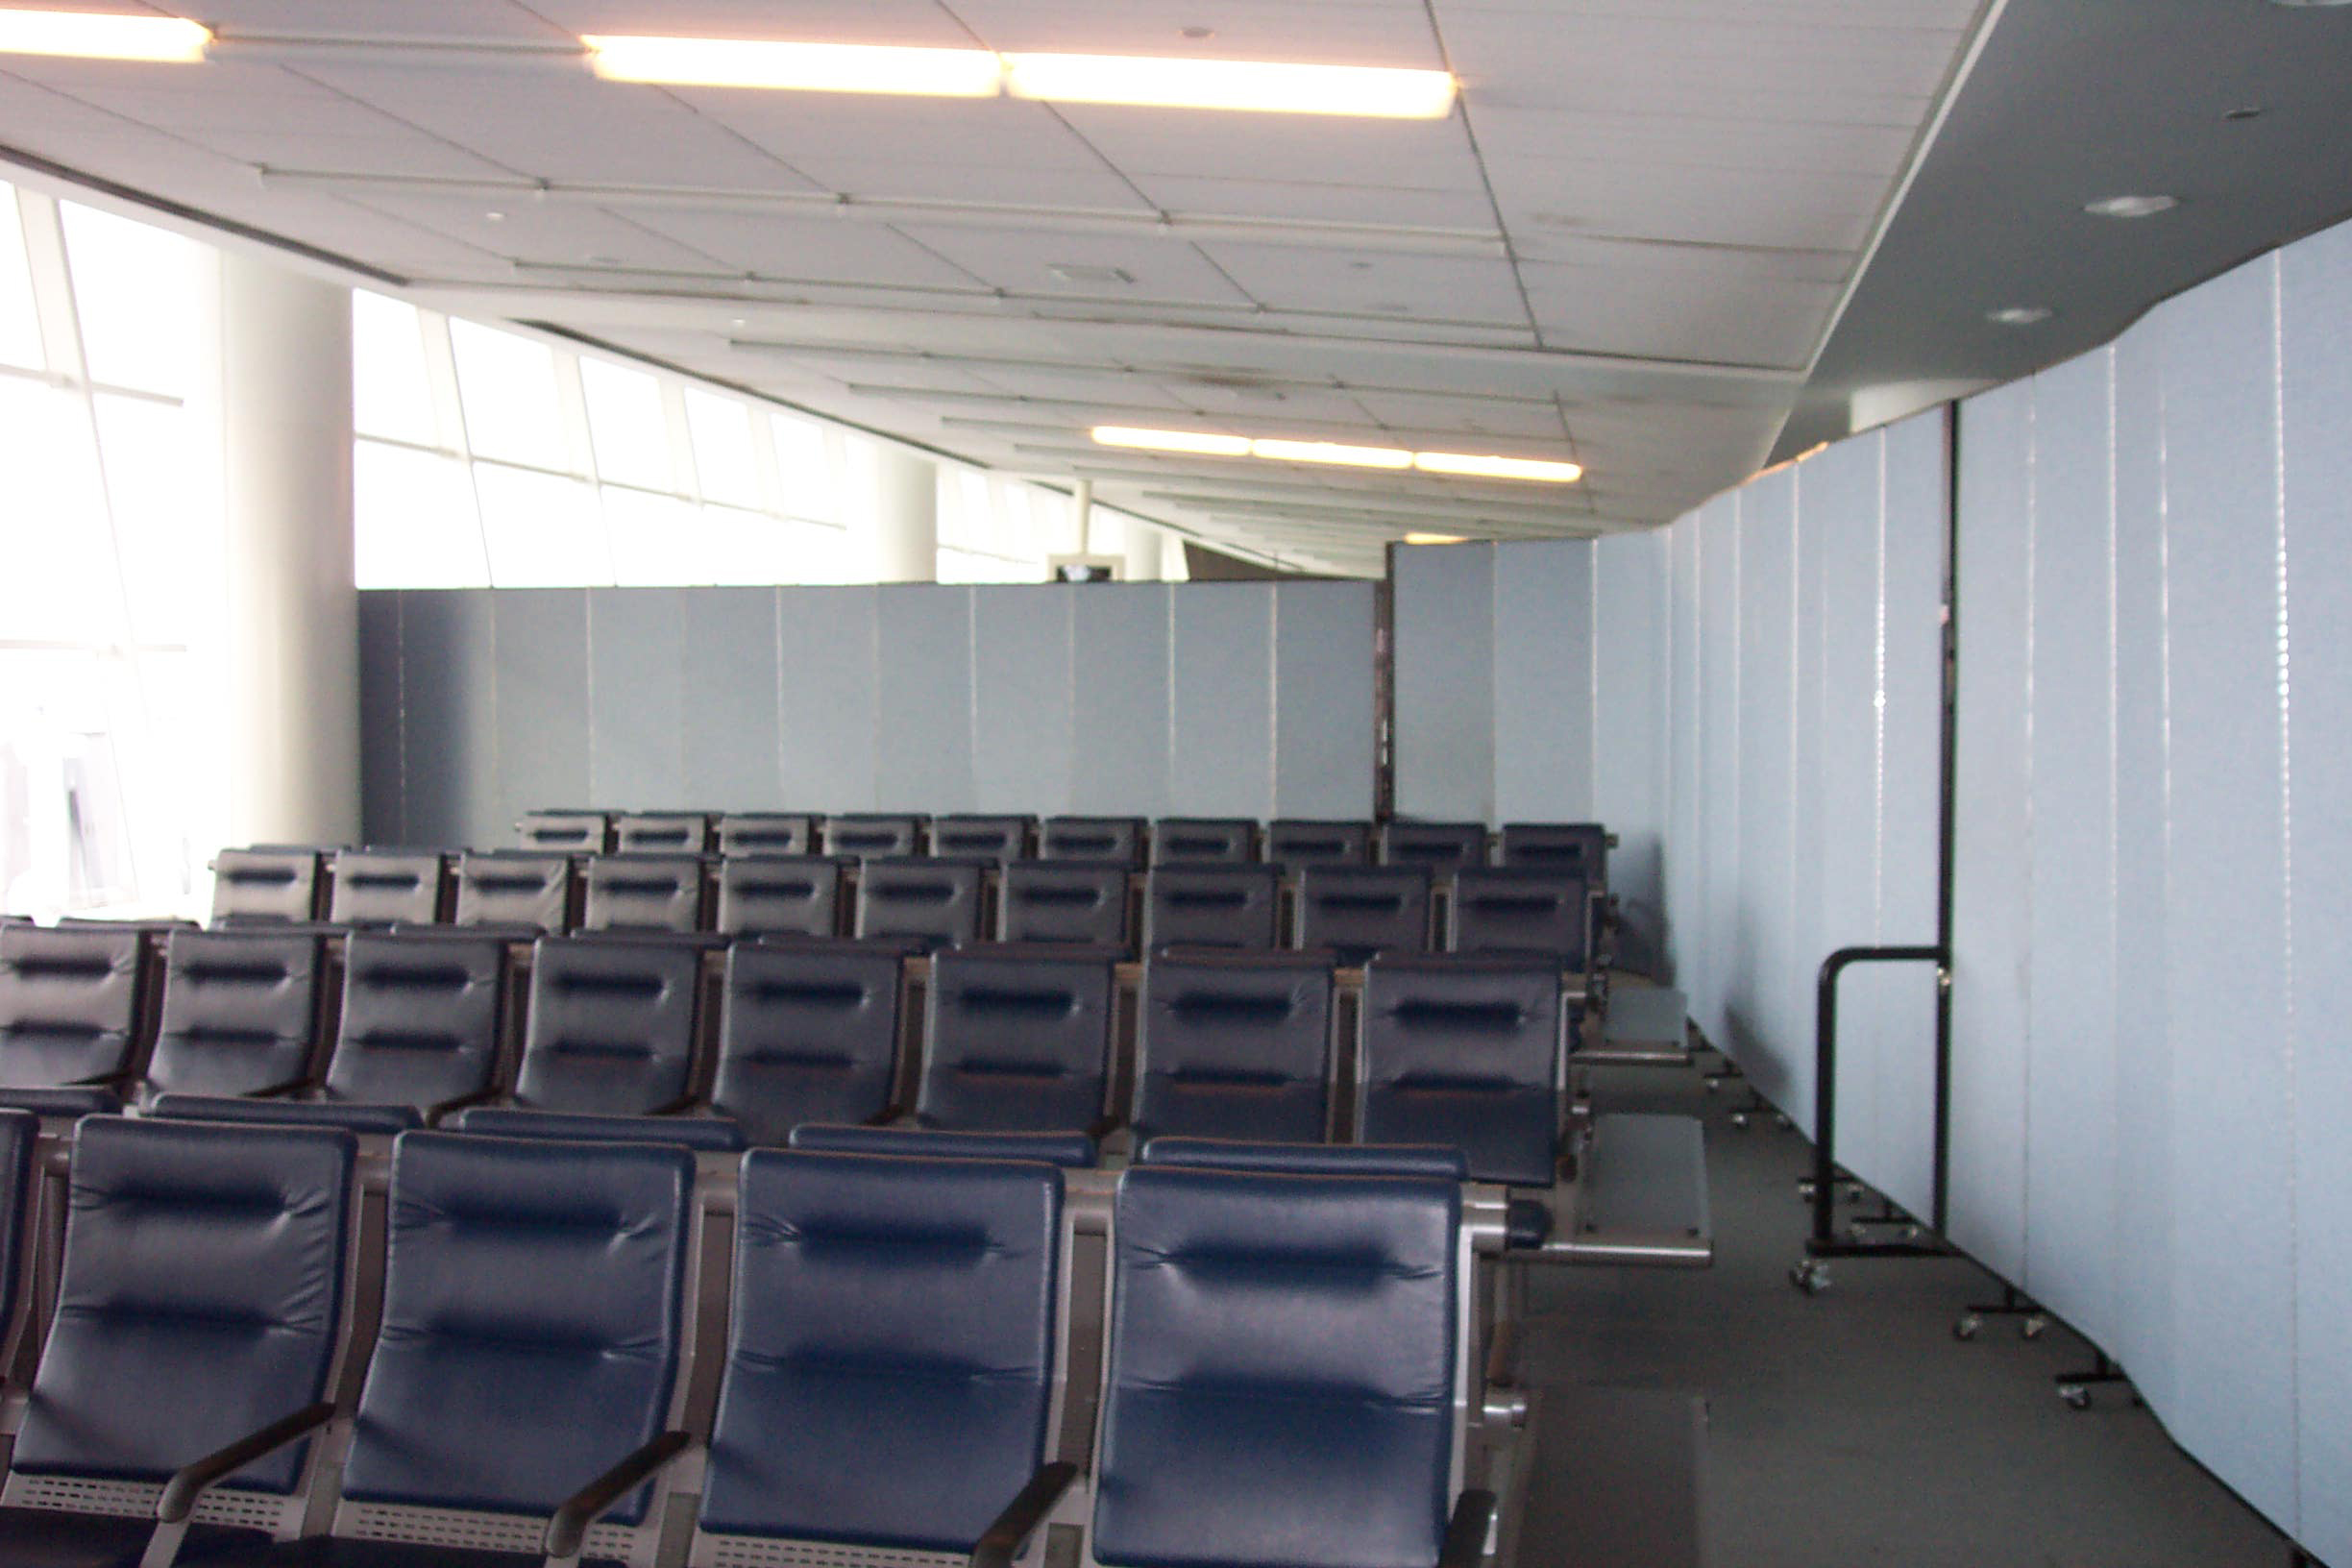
[1448,868,1592,971]
[1038,815,1142,867]
[1377,821,1487,870]
[327,848,448,926]
[787,1123,1097,1169]
[1264,819,1371,868]
[713,944,903,1145]
[335,1132,693,1538]
[453,850,574,933]
[1296,865,1433,965]
[1496,821,1607,887]
[1092,1164,1462,1568]
[998,861,1132,950]
[514,937,700,1115]
[1133,954,1335,1144]
[1150,817,1257,866]
[0,922,144,1090]
[1360,954,1562,1187]
[714,855,844,938]
[919,950,1115,1134]
[327,932,503,1113]
[716,813,817,857]
[9,1117,355,1499]
[615,811,711,854]
[698,1151,1063,1554]
[581,853,707,934]
[822,814,921,859]
[146,928,324,1099]
[930,814,1034,862]
[210,845,324,924]
[0,1108,34,1360]
[517,809,609,853]
[855,856,986,950]
[1144,866,1281,951]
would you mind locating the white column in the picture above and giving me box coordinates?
[211,252,357,848]
[1123,516,1163,582]
[870,445,938,582]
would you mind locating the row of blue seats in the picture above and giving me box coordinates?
[0,1113,1504,1568]
[213,848,1600,972]
[517,808,1610,878]
[0,923,1571,1187]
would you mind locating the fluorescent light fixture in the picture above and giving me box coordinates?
[1985,306,2053,327]
[584,35,1000,95]
[1403,532,1467,545]
[1251,437,1413,470]
[1005,52,1455,118]
[1413,451,1582,482]
[0,8,208,61]
[2083,194,2178,219]
[1092,426,1252,456]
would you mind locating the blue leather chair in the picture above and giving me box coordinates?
[918,949,1116,1136]
[931,815,1035,862]
[715,813,817,858]
[1037,816,1143,867]
[788,1123,1098,1169]
[1360,955,1563,1188]
[1296,865,1433,965]
[1144,866,1281,952]
[1496,821,1608,888]
[613,812,710,855]
[579,854,707,934]
[1132,954,1335,1145]
[695,1150,1074,1563]
[511,937,701,1117]
[152,930,504,1135]
[142,929,326,1101]
[209,846,325,925]
[1448,869,1592,973]
[1377,821,1487,871]
[0,1117,358,1563]
[517,810,609,853]
[1149,818,1257,866]
[453,850,574,934]
[0,923,146,1117]
[1265,819,1372,869]
[712,944,903,1145]
[1090,1164,1491,1568]
[714,855,845,939]
[855,856,986,950]
[998,862,1133,950]
[326,849,447,927]
[822,814,922,859]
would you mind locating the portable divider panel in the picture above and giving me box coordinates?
[1295,865,1434,966]
[581,853,709,934]
[143,928,326,1101]
[919,948,1117,1135]
[930,814,1036,862]
[1448,869,1593,974]
[1360,954,1564,1188]
[1039,816,1144,867]
[1132,953,1337,1145]
[209,846,326,925]
[999,861,1135,950]
[821,814,922,859]
[691,1151,1073,1564]
[1264,819,1373,868]
[326,848,448,926]
[0,922,147,1116]
[1378,821,1488,871]
[517,810,611,853]
[0,1117,358,1556]
[1149,818,1258,866]
[855,856,987,950]
[1143,866,1282,952]
[715,814,817,857]
[614,812,713,854]
[714,855,845,939]
[512,936,701,1117]
[453,850,575,934]
[711,943,905,1146]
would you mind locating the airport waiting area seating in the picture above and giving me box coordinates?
[1149,817,1257,866]
[1131,952,1335,1145]
[1297,864,1433,964]
[1361,954,1566,1188]
[713,854,843,939]
[707,942,904,1145]
[1143,865,1281,951]
[855,855,986,949]
[1265,817,1373,867]
[0,922,148,1117]
[714,813,815,857]
[1038,815,1143,866]
[918,946,1117,1136]
[931,813,1035,861]
[324,849,446,926]
[821,813,921,859]
[998,861,1132,948]
[509,936,700,1118]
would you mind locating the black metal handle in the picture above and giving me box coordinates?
[1811,945,1944,1249]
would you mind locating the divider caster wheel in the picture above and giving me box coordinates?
[1797,1178,1817,1202]
[1789,1260,1828,1295]
[1953,1313,1982,1341]
[1774,1113,1793,1130]
[2021,1314,2048,1341]
[1703,1077,1720,1094]
[2059,1384,2092,1411]
[1728,1111,1751,1130]
[1845,1182,1866,1204]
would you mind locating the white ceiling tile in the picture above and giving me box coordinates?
[678,93,1111,178]
[342,191,732,272]
[891,224,1256,306]
[940,1,1441,66]
[1486,157,1881,253]
[1471,104,1919,182]
[191,1,572,39]
[1196,241,1526,326]
[781,156,1150,210]
[624,208,997,289]
[1053,104,1483,190]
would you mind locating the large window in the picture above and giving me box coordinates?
[0,182,210,919]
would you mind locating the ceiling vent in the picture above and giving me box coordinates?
[1048,262,1135,285]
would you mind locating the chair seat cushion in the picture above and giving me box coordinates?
[148,1094,421,1136]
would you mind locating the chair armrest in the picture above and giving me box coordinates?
[969,1461,1080,1568]
[542,1430,695,1560]
[647,1092,700,1118]
[425,1085,502,1124]
[252,1076,319,1100]
[157,1402,335,1522]
[1085,1112,1123,1141]
[1438,1490,1497,1568]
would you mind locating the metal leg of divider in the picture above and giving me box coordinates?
[2055,1350,2132,1411]
[1954,1282,2048,1343]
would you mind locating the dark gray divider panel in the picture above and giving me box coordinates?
[356,592,405,843]
[587,588,686,810]
[1273,582,1374,820]
[972,586,1074,811]
[1169,585,1273,819]
[875,585,977,813]
[1493,539,1593,821]
[775,587,878,810]
[395,591,502,848]
[682,588,783,809]
[1070,584,1171,816]
[489,590,590,848]
[1392,544,1494,821]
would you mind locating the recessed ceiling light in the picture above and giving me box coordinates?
[585,36,1002,96]
[2084,194,2179,219]
[1048,262,1135,285]
[0,8,208,61]
[1403,532,1467,545]
[484,209,506,222]
[2223,106,2266,121]
[1986,306,2053,327]
[1004,53,1456,118]
[1180,25,1215,39]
